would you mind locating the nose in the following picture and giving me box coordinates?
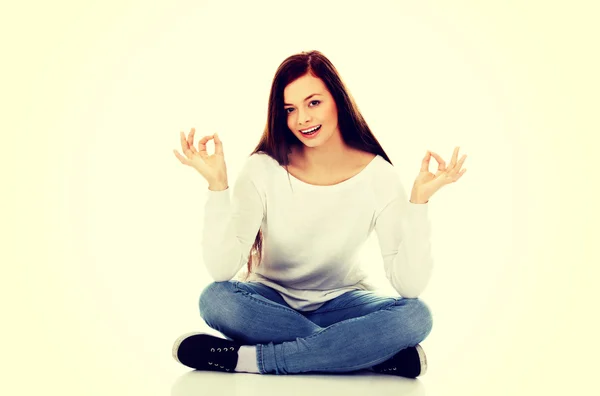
[297,109,311,126]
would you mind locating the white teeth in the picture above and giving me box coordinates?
[301,125,320,134]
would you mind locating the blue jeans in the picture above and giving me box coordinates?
[198,280,433,375]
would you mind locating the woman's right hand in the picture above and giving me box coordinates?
[173,128,228,189]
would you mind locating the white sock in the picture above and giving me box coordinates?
[235,345,260,373]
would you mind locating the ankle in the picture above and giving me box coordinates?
[235,345,260,374]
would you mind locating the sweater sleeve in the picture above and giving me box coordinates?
[374,179,433,298]
[201,156,265,281]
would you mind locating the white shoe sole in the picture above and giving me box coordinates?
[172,331,206,364]
[415,344,427,376]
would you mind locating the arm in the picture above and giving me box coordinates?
[201,156,265,281]
[374,181,433,298]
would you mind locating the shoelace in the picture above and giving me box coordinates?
[206,345,239,371]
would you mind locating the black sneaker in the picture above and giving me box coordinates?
[172,332,242,372]
[372,344,427,378]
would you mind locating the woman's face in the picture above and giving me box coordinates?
[283,73,340,149]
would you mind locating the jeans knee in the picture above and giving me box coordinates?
[395,298,433,343]
[198,281,236,321]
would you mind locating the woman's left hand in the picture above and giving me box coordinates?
[410,146,467,203]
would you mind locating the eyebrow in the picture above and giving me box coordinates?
[284,93,323,106]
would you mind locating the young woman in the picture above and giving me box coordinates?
[172,50,467,377]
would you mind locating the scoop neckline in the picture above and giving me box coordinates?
[283,154,380,190]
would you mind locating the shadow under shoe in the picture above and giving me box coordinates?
[372,344,427,378]
[172,332,243,372]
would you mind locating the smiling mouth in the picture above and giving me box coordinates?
[300,125,321,135]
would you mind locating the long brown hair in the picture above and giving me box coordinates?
[241,50,394,281]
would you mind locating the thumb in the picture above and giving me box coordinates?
[213,133,224,154]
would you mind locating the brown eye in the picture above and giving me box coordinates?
[285,100,320,114]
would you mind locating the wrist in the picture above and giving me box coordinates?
[208,182,229,191]
[410,186,430,204]
[410,192,429,204]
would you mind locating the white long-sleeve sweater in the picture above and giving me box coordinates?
[202,152,433,312]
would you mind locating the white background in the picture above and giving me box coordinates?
[3,0,598,395]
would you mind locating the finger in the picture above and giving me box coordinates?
[180,131,191,156]
[450,154,467,174]
[187,128,195,149]
[449,146,460,169]
[197,135,213,157]
[187,128,199,154]
[187,133,199,154]
[173,149,188,164]
[455,168,467,180]
[213,133,224,155]
[429,151,446,171]
[420,151,431,172]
